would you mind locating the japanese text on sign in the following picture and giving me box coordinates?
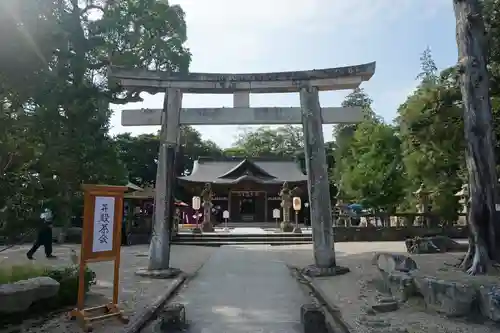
[92,196,115,253]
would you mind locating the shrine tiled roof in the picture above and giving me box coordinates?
[178,157,307,184]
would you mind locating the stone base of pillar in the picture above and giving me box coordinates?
[135,267,183,279]
[292,227,303,234]
[301,264,350,277]
[201,221,214,232]
[280,221,293,232]
[300,303,328,333]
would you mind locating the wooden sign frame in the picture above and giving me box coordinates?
[69,184,129,332]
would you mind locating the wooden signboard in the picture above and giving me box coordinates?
[69,185,129,332]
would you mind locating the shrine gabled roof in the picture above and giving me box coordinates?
[178,157,308,184]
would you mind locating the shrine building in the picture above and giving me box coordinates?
[177,157,309,222]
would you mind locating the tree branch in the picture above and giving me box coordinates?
[0,153,14,175]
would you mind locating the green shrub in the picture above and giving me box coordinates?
[0,264,96,326]
[44,265,97,306]
[0,264,96,306]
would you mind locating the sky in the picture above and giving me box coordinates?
[109,0,458,148]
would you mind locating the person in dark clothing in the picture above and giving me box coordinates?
[27,209,56,260]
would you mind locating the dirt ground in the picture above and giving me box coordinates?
[273,242,500,333]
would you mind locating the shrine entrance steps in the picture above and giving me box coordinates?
[172,226,312,247]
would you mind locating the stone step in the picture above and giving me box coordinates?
[174,236,312,242]
[171,240,313,246]
[174,234,312,239]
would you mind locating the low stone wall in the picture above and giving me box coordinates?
[333,226,469,242]
[374,252,500,324]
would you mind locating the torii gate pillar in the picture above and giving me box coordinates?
[300,86,349,276]
[148,88,182,272]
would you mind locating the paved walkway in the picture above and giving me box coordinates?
[171,245,309,333]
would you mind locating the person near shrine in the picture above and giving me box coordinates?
[26,208,56,260]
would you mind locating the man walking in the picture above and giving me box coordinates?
[27,208,56,260]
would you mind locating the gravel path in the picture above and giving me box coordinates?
[274,242,500,333]
[0,244,216,333]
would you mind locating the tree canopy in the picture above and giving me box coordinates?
[0,0,191,236]
[3,0,500,256]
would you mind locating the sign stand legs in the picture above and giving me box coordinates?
[69,246,129,332]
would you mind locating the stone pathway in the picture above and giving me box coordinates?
[148,245,309,333]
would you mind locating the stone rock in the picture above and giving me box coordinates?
[135,267,183,279]
[385,271,416,302]
[405,235,467,254]
[378,296,397,303]
[27,276,60,300]
[358,316,391,328]
[478,285,500,322]
[372,252,418,273]
[413,276,476,317]
[0,277,60,314]
[371,301,399,313]
[362,305,376,315]
[371,328,409,333]
[300,304,328,333]
[158,303,186,331]
[280,222,294,232]
[201,222,214,232]
[302,264,350,277]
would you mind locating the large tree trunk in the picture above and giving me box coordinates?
[453,0,500,274]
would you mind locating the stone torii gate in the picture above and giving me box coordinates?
[109,62,376,275]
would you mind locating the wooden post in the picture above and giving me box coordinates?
[453,0,500,274]
[300,86,349,276]
[148,88,182,271]
[69,185,129,332]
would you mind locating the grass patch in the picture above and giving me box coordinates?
[0,264,47,284]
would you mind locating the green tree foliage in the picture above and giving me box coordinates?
[416,46,438,86]
[0,0,191,236]
[397,49,464,222]
[115,126,222,186]
[115,133,160,187]
[332,88,376,198]
[230,125,336,196]
[333,88,376,147]
[232,125,304,157]
[0,102,43,236]
[223,147,248,157]
[0,0,62,103]
[178,126,223,175]
[230,125,335,170]
[339,120,404,212]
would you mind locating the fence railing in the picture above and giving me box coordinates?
[333,212,467,228]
